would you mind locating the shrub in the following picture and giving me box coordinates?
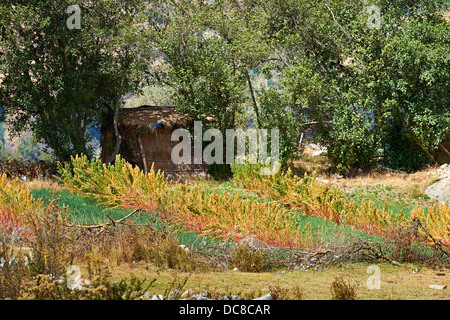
[330,276,358,300]
[384,123,430,172]
[269,285,303,300]
[231,244,268,273]
[58,155,315,249]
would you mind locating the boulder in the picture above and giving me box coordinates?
[425,176,450,205]
[252,293,273,300]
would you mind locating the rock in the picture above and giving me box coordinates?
[429,285,447,290]
[194,293,208,300]
[223,295,244,300]
[253,293,273,300]
[436,175,449,182]
[425,176,450,205]
[168,290,181,300]
[143,292,153,299]
[181,289,196,299]
[312,149,327,157]
[179,244,189,252]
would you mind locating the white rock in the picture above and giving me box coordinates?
[179,244,189,252]
[253,293,273,300]
[143,292,153,299]
[429,285,447,290]
[168,290,181,300]
[426,176,450,205]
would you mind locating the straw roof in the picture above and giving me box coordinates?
[119,105,191,128]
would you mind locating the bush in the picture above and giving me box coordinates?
[323,108,379,173]
[330,276,358,300]
[384,124,430,172]
[231,244,268,273]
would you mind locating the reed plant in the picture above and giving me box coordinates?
[57,156,316,248]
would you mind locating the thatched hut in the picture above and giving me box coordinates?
[101,105,209,179]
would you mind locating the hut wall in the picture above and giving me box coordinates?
[119,126,208,177]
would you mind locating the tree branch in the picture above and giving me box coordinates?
[67,208,142,231]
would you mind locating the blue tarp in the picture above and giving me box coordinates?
[146,121,164,130]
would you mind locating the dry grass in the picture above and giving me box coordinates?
[23,178,63,191]
[107,262,450,300]
[290,154,441,193]
[326,166,441,195]
[330,276,358,300]
[288,154,331,177]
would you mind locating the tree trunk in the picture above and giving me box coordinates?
[104,94,123,165]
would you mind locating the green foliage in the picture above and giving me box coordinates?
[0,0,152,161]
[263,0,450,172]
[1,0,448,171]
[384,123,430,172]
[125,85,175,109]
[14,137,41,162]
[324,106,380,173]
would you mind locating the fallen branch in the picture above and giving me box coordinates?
[309,249,332,258]
[358,237,410,268]
[67,208,142,231]
[413,217,450,258]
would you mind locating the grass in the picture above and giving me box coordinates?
[195,178,387,246]
[3,156,450,300]
[31,188,160,227]
[106,261,450,300]
[29,188,234,253]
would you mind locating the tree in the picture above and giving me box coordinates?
[148,0,271,131]
[262,0,450,172]
[0,0,153,162]
[15,136,41,162]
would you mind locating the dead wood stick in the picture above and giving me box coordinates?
[309,249,332,258]
[359,238,409,268]
[137,134,148,173]
[439,143,450,159]
[414,218,450,257]
[106,214,116,226]
[68,208,142,230]
[411,134,436,164]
